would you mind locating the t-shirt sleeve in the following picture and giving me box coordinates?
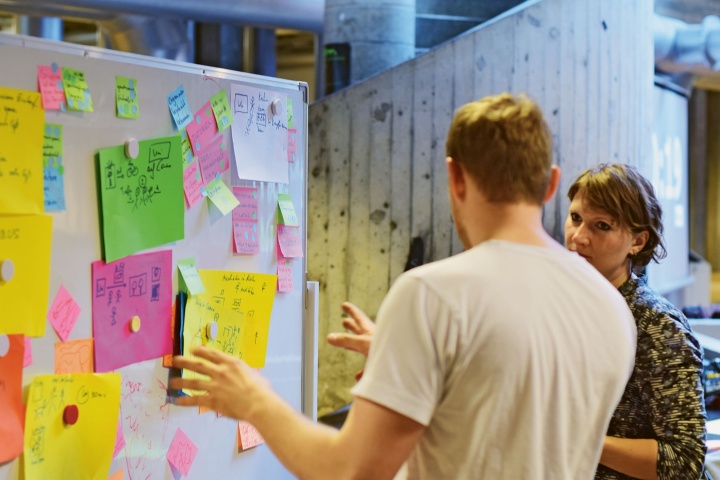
[351,273,450,426]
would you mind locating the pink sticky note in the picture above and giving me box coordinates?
[277,224,303,258]
[232,186,258,222]
[197,136,229,185]
[91,250,173,372]
[54,338,94,374]
[47,285,81,342]
[287,128,298,162]
[186,101,219,156]
[277,256,293,292]
[37,64,66,110]
[238,421,264,451]
[183,159,204,208]
[23,336,32,367]
[167,428,198,477]
[113,417,126,459]
[233,220,260,255]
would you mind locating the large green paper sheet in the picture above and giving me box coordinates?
[98,135,184,262]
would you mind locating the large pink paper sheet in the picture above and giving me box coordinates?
[91,250,173,372]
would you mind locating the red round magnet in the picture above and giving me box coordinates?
[63,405,79,425]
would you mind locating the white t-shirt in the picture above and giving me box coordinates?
[352,240,636,480]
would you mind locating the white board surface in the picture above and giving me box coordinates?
[0,33,310,480]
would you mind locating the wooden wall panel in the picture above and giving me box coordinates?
[310,0,654,416]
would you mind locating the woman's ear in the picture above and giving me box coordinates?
[631,230,650,255]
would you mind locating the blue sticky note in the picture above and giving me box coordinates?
[167,85,193,130]
[44,164,66,211]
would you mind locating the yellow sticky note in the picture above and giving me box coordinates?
[204,176,239,216]
[0,215,52,336]
[194,270,277,368]
[24,373,121,480]
[0,87,44,214]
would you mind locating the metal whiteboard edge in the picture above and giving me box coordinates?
[304,281,319,421]
[0,32,307,92]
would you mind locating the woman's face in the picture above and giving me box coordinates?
[564,187,646,288]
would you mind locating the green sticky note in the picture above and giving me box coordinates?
[181,130,193,168]
[178,258,205,295]
[277,193,299,226]
[205,176,239,216]
[116,76,139,119]
[287,98,294,129]
[210,89,233,131]
[62,67,93,112]
[97,134,184,262]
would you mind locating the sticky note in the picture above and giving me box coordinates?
[0,335,24,462]
[181,130,194,168]
[204,176,239,216]
[0,215,53,336]
[277,255,293,293]
[233,220,259,255]
[112,417,125,459]
[277,193,299,226]
[91,250,173,372]
[23,336,32,367]
[277,224,303,258]
[178,258,205,295]
[163,299,178,367]
[61,66,93,112]
[97,134,184,263]
[211,89,233,130]
[233,186,259,221]
[197,136,229,184]
[109,469,124,480]
[24,373,121,480]
[168,85,193,130]
[54,338,93,374]
[43,123,66,211]
[0,87,44,214]
[37,64,66,110]
[183,159,204,208]
[186,100,219,155]
[167,428,198,477]
[190,270,277,368]
[116,76,139,119]
[48,285,81,342]
[238,421,264,451]
[287,128,298,162]
[286,98,294,129]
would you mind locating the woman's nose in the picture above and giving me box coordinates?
[572,224,590,246]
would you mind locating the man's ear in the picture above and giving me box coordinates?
[447,157,466,201]
[542,165,561,204]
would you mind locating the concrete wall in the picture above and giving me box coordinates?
[309,0,654,416]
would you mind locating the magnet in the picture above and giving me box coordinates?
[0,259,14,282]
[0,335,9,357]
[129,315,142,333]
[63,405,79,425]
[124,138,140,159]
[271,98,284,117]
[206,321,219,340]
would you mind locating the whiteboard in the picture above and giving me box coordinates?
[0,33,312,480]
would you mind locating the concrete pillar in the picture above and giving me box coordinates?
[324,0,415,90]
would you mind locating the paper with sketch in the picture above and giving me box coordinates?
[230,83,288,183]
[238,421,265,451]
[188,270,277,368]
[166,428,198,477]
[0,86,44,214]
[47,285,81,342]
[97,134,184,262]
[43,123,66,211]
[54,338,94,374]
[24,373,121,480]
[91,249,173,372]
[119,360,172,480]
[0,335,24,462]
[0,214,52,337]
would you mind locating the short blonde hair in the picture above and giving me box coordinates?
[567,163,666,273]
[445,93,553,204]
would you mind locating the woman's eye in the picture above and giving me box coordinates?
[597,222,611,231]
[570,213,581,222]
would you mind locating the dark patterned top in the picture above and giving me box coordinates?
[596,274,708,480]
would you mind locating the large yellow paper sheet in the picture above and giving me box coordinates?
[189,270,277,368]
[0,87,44,214]
[0,214,52,336]
[24,373,121,480]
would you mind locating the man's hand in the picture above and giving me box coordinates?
[169,345,271,421]
[326,302,376,357]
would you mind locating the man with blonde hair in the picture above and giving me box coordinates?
[171,93,637,479]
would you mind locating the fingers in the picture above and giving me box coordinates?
[168,376,210,392]
[341,302,375,335]
[172,354,216,377]
[326,332,372,356]
[191,345,234,364]
[174,393,211,408]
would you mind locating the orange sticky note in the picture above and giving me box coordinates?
[55,338,94,374]
[108,468,124,480]
[0,334,24,462]
[238,421,264,451]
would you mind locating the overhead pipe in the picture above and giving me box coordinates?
[655,13,720,74]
